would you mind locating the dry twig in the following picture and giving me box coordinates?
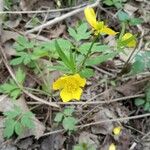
[42,113,150,137]
[25,0,100,34]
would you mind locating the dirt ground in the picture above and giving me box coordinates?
[0,0,150,150]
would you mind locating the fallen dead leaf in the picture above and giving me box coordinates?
[79,132,99,149]
[1,30,19,44]
[20,0,38,11]
[40,133,66,150]
[124,4,138,16]
[91,107,116,135]
[0,117,4,145]
[1,30,20,56]
[5,14,22,28]
[49,24,66,39]
[104,35,116,47]
[116,79,148,96]
[0,95,45,139]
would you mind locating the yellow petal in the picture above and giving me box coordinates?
[60,88,73,102]
[60,88,83,102]
[109,143,116,150]
[113,126,122,135]
[73,74,86,87]
[101,26,118,35]
[72,88,83,100]
[52,76,66,90]
[121,33,136,47]
[84,7,98,29]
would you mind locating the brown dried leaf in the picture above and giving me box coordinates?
[116,79,148,96]
[124,4,138,16]
[41,133,66,150]
[79,132,99,149]
[49,25,66,39]
[20,0,38,11]
[1,30,19,44]
[91,107,115,135]
[0,117,4,144]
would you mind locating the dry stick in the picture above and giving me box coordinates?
[25,0,100,34]
[79,113,150,128]
[0,0,3,37]
[42,113,150,137]
[92,66,115,77]
[0,46,59,108]
[0,3,89,14]
[129,129,150,150]
[27,93,145,105]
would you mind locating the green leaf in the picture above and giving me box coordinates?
[73,145,85,150]
[144,102,150,111]
[68,23,91,41]
[114,1,122,9]
[10,88,22,100]
[10,52,32,65]
[79,43,110,55]
[146,87,150,101]
[131,51,150,74]
[131,60,145,74]
[31,48,49,60]
[3,119,15,138]
[129,18,143,26]
[0,83,16,93]
[55,40,74,71]
[4,107,21,119]
[21,112,34,129]
[48,64,70,72]
[16,36,34,50]
[16,68,25,84]
[117,11,130,22]
[54,112,64,122]
[10,56,24,65]
[86,53,116,66]
[15,122,23,135]
[63,107,75,116]
[80,68,94,78]
[103,0,113,6]
[62,117,77,131]
[134,98,145,106]
[23,54,32,65]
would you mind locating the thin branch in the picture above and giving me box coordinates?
[0,3,89,14]
[27,94,144,105]
[0,0,4,37]
[25,0,100,34]
[79,113,150,128]
[42,113,150,137]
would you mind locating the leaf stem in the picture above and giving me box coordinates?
[118,22,126,40]
[78,36,99,72]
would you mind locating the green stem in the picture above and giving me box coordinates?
[78,36,99,72]
[118,22,126,40]
[34,61,50,91]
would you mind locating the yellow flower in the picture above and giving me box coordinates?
[53,74,86,102]
[113,126,122,135]
[109,143,116,150]
[84,7,117,35]
[121,33,136,47]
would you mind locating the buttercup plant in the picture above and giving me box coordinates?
[52,7,137,102]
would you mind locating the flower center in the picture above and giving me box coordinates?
[65,79,78,93]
